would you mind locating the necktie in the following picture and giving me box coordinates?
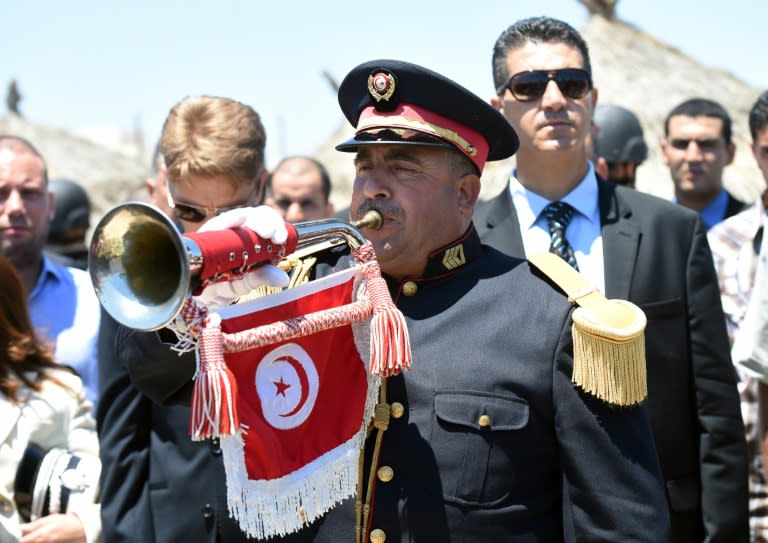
[542,201,579,270]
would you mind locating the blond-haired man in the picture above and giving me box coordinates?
[97,95,281,543]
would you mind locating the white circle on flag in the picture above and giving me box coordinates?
[255,343,319,429]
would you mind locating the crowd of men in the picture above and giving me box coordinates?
[1,13,768,543]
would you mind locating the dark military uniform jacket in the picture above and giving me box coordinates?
[123,226,670,543]
[278,226,670,543]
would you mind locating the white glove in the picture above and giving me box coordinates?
[194,206,290,311]
[198,205,288,244]
[194,265,289,311]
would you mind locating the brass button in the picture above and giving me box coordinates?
[478,414,491,427]
[402,281,418,296]
[390,402,405,419]
[377,465,394,482]
[370,528,386,543]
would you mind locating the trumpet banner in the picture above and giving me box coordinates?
[212,267,380,539]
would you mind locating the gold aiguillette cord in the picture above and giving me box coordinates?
[355,379,389,543]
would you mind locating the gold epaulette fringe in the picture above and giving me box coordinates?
[528,252,648,407]
[571,301,647,406]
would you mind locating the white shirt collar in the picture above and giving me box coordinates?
[509,161,600,226]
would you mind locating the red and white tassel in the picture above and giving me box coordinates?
[190,313,241,440]
[354,242,412,377]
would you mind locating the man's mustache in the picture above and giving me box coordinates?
[355,201,404,223]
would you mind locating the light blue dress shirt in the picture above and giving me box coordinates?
[509,161,606,294]
[28,254,101,407]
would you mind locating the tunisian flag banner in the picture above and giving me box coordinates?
[211,267,381,539]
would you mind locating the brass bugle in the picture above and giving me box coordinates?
[282,210,382,263]
[88,202,381,332]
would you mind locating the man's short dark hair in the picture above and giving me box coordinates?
[749,91,768,141]
[448,148,479,178]
[267,156,332,202]
[492,17,592,94]
[664,98,733,145]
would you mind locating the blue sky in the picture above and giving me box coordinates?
[1,1,765,169]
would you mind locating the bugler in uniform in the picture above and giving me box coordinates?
[277,59,670,542]
[115,60,670,542]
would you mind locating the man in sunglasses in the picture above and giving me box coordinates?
[474,15,748,543]
[661,98,745,229]
[98,95,288,543]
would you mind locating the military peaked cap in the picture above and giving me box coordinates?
[336,59,519,172]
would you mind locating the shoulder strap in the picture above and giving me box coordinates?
[528,252,648,407]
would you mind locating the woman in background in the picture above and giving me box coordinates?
[0,253,100,542]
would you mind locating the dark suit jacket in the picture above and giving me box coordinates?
[474,179,749,542]
[97,309,252,543]
[725,191,747,222]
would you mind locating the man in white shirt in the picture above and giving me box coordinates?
[708,89,768,541]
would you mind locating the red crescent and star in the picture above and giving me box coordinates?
[273,355,310,417]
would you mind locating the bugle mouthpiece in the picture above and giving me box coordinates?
[352,210,382,231]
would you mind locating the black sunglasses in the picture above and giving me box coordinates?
[166,189,258,223]
[497,68,592,102]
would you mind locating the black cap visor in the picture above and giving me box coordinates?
[335,128,455,153]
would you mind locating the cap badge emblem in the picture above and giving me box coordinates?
[368,71,396,102]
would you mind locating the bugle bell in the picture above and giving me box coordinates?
[88,202,381,332]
